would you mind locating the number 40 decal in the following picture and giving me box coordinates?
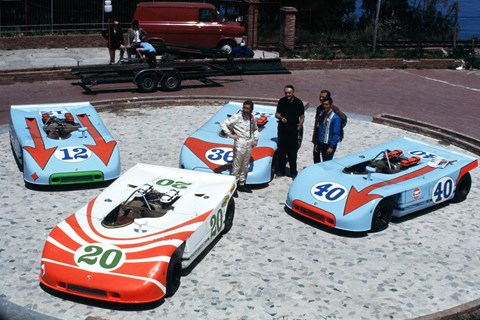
[311,182,347,202]
[432,177,455,203]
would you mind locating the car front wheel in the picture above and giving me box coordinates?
[222,198,235,235]
[371,199,393,232]
[165,249,182,297]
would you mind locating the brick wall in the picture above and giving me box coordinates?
[0,34,105,50]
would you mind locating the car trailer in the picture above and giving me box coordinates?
[71,42,290,93]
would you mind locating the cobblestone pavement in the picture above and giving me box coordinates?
[1,103,479,320]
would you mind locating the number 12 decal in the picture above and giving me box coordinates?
[432,177,454,203]
[54,146,92,162]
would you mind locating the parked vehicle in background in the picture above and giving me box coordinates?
[133,2,245,54]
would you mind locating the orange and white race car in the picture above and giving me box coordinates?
[39,163,236,303]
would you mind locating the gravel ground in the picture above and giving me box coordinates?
[1,103,479,320]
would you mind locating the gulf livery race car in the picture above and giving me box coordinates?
[9,102,120,185]
[179,101,278,184]
[286,137,478,232]
[39,163,236,303]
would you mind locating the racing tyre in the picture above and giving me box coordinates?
[136,72,158,92]
[165,249,182,297]
[218,40,236,54]
[161,72,181,91]
[371,199,393,232]
[451,172,472,203]
[222,198,235,235]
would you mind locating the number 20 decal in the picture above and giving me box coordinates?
[432,177,455,203]
[155,178,192,189]
[74,243,126,272]
[311,182,347,202]
[210,209,224,238]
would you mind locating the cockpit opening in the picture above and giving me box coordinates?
[101,184,181,228]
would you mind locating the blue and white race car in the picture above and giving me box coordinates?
[9,102,120,185]
[179,101,278,184]
[286,137,478,232]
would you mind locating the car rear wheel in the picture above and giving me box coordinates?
[222,198,235,234]
[371,199,393,232]
[165,249,182,297]
[451,172,471,203]
[136,72,158,92]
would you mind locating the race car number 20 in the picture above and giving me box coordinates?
[311,182,348,202]
[74,243,126,272]
[210,209,223,238]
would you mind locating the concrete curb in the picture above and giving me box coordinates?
[0,58,461,84]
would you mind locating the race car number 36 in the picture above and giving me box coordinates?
[311,182,348,202]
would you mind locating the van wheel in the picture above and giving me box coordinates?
[218,40,236,54]
[136,72,158,92]
[161,72,181,91]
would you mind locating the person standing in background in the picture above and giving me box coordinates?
[275,84,305,179]
[102,20,125,64]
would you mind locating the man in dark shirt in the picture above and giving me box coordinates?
[275,84,305,179]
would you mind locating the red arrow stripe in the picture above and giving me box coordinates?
[184,137,273,171]
[23,117,57,170]
[77,114,117,166]
[343,165,436,215]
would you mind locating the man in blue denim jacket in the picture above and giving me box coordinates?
[315,96,341,161]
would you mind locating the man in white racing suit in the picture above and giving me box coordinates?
[220,100,259,193]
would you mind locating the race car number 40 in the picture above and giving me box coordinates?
[311,182,348,202]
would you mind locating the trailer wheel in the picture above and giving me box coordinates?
[136,72,158,92]
[161,72,181,91]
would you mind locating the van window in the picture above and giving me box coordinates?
[199,9,218,22]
